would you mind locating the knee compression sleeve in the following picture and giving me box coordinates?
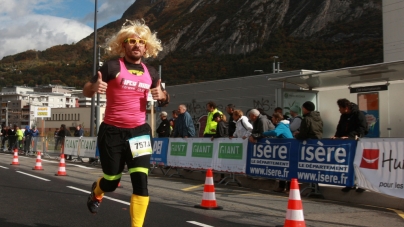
[129,167,149,196]
[99,173,122,192]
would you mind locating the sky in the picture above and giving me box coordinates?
[0,0,136,59]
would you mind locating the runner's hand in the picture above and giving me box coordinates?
[150,79,166,100]
[92,71,108,94]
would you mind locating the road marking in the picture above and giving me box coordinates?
[182,184,204,191]
[42,159,58,163]
[0,166,9,169]
[16,171,50,181]
[67,186,130,205]
[387,208,404,220]
[186,221,213,227]
[69,164,94,169]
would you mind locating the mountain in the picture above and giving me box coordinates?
[0,0,382,87]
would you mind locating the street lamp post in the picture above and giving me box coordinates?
[5,101,10,127]
[90,0,98,136]
[272,56,279,73]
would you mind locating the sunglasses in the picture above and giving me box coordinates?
[124,38,147,46]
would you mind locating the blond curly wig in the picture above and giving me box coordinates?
[106,19,162,58]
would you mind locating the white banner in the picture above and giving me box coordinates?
[354,138,404,199]
[79,137,97,158]
[167,138,247,173]
[63,136,97,158]
[64,137,80,155]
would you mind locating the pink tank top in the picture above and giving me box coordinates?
[103,58,152,128]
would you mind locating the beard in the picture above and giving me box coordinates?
[125,47,143,62]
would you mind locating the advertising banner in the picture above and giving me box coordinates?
[295,139,356,186]
[63,137,80,156]
[246,138,295,180]
[79,137,97,158]
[354,138,404,199]
[166,138,247,172]
[151,138,169,165]
[215,138,247,173]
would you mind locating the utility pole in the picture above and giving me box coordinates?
[272,56,279,73]
[90,0,98,136]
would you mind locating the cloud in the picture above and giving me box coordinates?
[0,0,92,59]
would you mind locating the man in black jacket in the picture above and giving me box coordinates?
[156,111,171,137]
[226,104,236,137]
[332,98,367,139]
[332,98,367,193]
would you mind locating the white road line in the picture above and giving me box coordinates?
[16,171,51,181]
[0,166,9,169]
[67,186,130,205]
[69,165,94,169]
[186,221,214,227]
[41,159,58,163]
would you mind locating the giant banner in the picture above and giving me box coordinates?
[354,138,404,199]
[63,136,97,158]
[167,138,247,172]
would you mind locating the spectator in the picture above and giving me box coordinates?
[57,124,71,157]
[295,101,323,140]
[23,126,32,155]
[274,107,289,121]
[289,105,302,135]
[257,108,271,121]
[248,109,275,143]
[210,112,228,140]
[16,126,23,154]
[332,98,367,139]
[169,110,178,135]
[263,113,293,139]
[230,109,252,139]
[7,125,16,152]
[31,126,40,153]
[203,101,222,138]
[54,128,60,151]
[226,104,236,137]
[71,125,84,161]
[172,105,195,138]
[332,98,367,193]
[263,113,293,193]
[1,125,8,151]
[156,111,171,137]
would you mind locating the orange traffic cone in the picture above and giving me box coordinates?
[283,178,306,227]
[32,151,44,170]
[10,148,19,165]
[117,182,123,188]
[194,169,223,210]
[55,154,67,176]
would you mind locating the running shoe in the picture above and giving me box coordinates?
[87,182,102,213]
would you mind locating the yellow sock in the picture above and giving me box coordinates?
[130,194,149,227]
[93,178,104,200]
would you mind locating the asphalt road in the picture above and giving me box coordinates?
[0,151,403,227]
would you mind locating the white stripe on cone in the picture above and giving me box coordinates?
[202,192,216,201]
[286,209,305,221]
[289,189,301,200]
[58,167,66,171]
[35,162,42,167]
[205,177,214,185]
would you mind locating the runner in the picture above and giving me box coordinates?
[82,19,169,227]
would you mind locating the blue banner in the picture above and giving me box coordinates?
[246,138,296,180]
[295,139,356,186]
[246,138,357,186]
[151,138,169,165]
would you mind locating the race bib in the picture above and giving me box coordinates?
[128,135,152,158]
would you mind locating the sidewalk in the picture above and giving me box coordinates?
[151,167,404,211]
